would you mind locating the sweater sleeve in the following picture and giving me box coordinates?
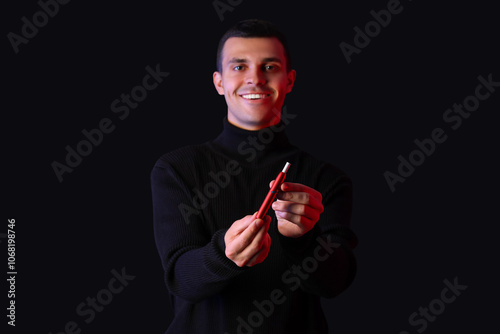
[151,158,246,303]
[276,171,358,299]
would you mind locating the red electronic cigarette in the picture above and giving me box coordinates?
[256,162,291,219]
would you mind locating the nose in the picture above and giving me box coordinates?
[246,67,266,86]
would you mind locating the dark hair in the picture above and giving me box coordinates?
[216,19,292,73]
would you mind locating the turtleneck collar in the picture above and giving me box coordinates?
[210,117,294,165]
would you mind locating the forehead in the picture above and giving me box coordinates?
[221,37,286,64]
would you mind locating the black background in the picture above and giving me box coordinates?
[3,0,499,333]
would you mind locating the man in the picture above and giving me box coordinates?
[151,19,357,333]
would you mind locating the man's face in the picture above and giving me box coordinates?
[213,37,296,130]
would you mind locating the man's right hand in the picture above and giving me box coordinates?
[224,213,271,267]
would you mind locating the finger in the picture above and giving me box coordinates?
[280,182,323,202]
[237,220,269,264]
[277,219,308,238]
[246,218,269,250]
[225,218,266,266]
[246,234,271,267]
[232,218,264,252]
[230,213,260,236]
[274,206,316,227]
[273,200,322,220]
[247,235,271,267]
[276,191,323,212]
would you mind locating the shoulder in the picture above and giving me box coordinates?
[150,143,214,187]
[153,143,210,170]
[295,149,350,183]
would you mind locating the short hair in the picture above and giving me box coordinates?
[216,19,292,73]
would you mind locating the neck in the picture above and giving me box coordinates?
[227,110,282,131]
[210,117,294,166]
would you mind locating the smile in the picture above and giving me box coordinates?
[240,93,271,100]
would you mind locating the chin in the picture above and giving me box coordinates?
[248,112,278,124]
[249,106,280,120]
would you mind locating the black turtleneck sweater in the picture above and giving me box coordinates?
[151,118,357,334]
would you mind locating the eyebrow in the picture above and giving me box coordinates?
[227,57,283,64]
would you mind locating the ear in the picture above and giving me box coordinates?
[213,71,224,95]
[285,69,296,94]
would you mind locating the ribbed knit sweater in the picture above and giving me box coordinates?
[151,118,358,334]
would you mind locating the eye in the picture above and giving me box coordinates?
[233,65,245,71]
[264,64,279,71]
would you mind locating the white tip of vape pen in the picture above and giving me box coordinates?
[282,162,291,173]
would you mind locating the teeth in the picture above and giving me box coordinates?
[242,94,268,99]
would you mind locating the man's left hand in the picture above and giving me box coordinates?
[270,181,324,238]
